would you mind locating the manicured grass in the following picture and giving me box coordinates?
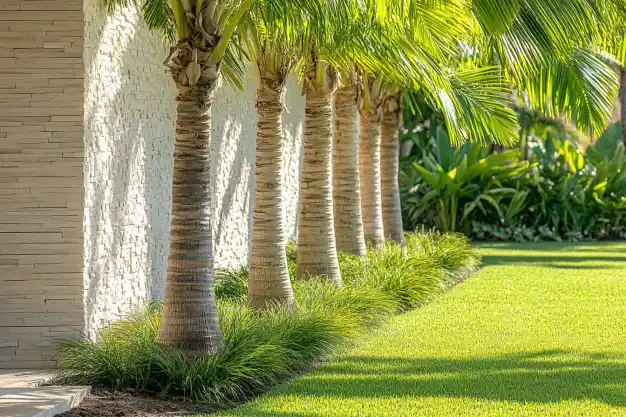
[214,242,626,417]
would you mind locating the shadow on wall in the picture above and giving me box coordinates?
[83,4,174,338]
[82,5,306,338]
[211,72,305,263]
[211,72,258,269]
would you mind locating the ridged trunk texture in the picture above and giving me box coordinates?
[619,68,626,146]
[156,86,223,356]
[381,105,405,246]
[332,86,367,257]
[248,77,294,309]
[359,110,385,249]
[296,88,342,285]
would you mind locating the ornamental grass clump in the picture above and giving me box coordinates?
[58,232,479,404]
[59,301,349,403]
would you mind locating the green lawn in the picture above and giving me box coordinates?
[214,242,626,417]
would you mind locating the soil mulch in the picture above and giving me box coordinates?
[56,388,219,417]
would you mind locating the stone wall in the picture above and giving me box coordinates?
[0,0,85,368]
[82,4,305,339]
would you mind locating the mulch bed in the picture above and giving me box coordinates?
[56,389,218,417]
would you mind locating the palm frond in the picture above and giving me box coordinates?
[142,0,176,41]
[523,47,620,135]
[446,66,518,145]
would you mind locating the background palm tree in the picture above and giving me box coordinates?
[328,2,520,255]
[240,3,305,308]
[296,55,343,284]
[105,0,253,356]
[358,74,386,249]
[380,92,405,245]
[332,69,367,257]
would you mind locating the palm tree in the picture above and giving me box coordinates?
[355,2,506,249]
[240,3,305,308]
[330,3,518,253]
[297,3,441,272]
[331,3,469,252]
[295,1,359,283]
[296,55,343,284]
[358,74,386,249]
[619,68,626,146]
[332,70,367,257]
[105,0,253,356]
[380,92,405,245]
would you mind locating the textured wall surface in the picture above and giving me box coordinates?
[0,0,85,369]
[83,3,305,340]
[83,1,176,340]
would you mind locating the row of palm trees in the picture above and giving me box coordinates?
[105,0,625,357]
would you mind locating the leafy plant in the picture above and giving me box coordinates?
[401,127,532,234]
[401,122,626,241]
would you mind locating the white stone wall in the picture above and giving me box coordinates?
[83,2,305,338]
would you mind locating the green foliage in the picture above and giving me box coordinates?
[471,222,563,242]
[592,122,623,159]
[294,279,396,333]
[400,127,532,234]
[401,121,626,241]
[357,244,442,311]
[215,267,249,301]
[58,232,479,404]
[60,301,348,403]
[286,238,298,279]
[410,231,482,274]
[522,48,619,135]
[336,252,367,284]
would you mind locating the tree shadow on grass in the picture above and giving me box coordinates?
[283,350,626,408]
[480,254,626,268]
[538,264,622,270]
[475,242,626,251]
[475,242,626,270]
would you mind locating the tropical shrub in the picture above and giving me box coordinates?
[400,127,533,234]
[57,232,479,404]
[400,122,626,241]
[517,126,626,239]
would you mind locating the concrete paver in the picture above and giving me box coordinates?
[0,371,90,417]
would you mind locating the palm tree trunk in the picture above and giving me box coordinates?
[519,127,528,161]
[381,102,404,246]
[359,109,385,249]
[332,86,366,257]
[248,76,294,309]
[619,68,626,146]
[156,86,223,356]
[296,88,342,285]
